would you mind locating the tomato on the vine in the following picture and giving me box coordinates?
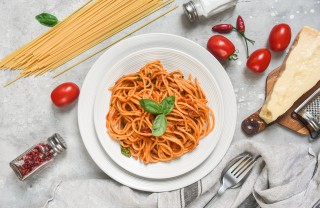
[51,82,80,107]
[269,24,291,52]
[246,48,271,74]
[207,35,237,60]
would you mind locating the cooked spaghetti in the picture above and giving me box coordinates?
[106,60,215,164]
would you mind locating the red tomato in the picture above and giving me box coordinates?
[207,35,236,60]
[269,24,291,52]
[51,82,80,107]
[246,48,272,74]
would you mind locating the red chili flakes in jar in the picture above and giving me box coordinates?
[10,133,66,181]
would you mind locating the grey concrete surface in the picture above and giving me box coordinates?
[0,0,319,207]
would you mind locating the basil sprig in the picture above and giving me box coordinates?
[120,146,131,158]
[139,99,162,115]
[140,96,175,115]
[152,114,167,136]
[35,13,59,27]
[160,96,175,115]
[140,96,175,136]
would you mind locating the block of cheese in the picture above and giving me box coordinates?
[259,26,320,124]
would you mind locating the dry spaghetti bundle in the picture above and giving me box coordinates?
[106,60,215,164]
[0,0,171,78]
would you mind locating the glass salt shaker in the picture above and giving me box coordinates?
[10,133,66,181]
[183,0,238,22]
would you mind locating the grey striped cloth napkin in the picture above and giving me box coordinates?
[44,139,320,208]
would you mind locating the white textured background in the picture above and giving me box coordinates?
[0,0,320,207]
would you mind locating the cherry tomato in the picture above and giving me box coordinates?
[246,48,272,74]
[207,35,237,60]
[269,24,291,52]
[51,82,80,107]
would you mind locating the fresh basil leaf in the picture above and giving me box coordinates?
[152,114,167,136]
[35,13,59,27]
[160,96,175,115]
[139,99,162,115]
[120,146,131,158]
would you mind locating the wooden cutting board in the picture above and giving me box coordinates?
[241,66,320,136]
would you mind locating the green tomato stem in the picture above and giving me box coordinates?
[228,50,239,61]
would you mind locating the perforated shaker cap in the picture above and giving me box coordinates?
[183,1,199,22]
[48,133,67,154]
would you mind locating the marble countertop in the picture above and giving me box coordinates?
[1,0,320,207]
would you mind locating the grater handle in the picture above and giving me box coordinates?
[292,111,320,140]
[242,110,268,136]
[291,87,320,140]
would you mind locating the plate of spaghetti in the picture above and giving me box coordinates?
[94,48,223,179]
[79,33,236,191]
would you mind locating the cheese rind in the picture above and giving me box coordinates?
[259,26,320,124]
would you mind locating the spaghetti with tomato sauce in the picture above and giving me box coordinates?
[106,60,215,164]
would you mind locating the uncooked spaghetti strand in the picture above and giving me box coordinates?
[31,0,125,58]
[23,0,167,76]
[2,0,177,86]
[1,0,162,72]
[53,4,177,78]
[0,0,94,69]
[3,71,34,87]
[20,0,134,71]
[41,0,164,71]
[32,0,161,75]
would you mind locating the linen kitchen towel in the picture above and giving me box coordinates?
[44,139,320,208]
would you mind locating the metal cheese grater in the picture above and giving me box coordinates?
[292,88,320,140]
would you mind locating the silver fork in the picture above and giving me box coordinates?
[204,154,256,207]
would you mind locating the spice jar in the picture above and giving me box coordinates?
[10,133,66,181]
[183,0,238,22]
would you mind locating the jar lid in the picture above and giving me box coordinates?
[183,1,198,22]
[48,133,67,154]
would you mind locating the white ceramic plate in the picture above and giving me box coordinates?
[78,33,237,192]
[94,47,223,179]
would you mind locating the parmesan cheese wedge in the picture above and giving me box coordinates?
[259,26,320,124]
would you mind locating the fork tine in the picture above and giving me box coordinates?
[233,157,254,176]
[228,155,250,174]
[230,157,251,174]
[236,159,256,179]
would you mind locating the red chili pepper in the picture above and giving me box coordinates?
[236,16,245,34]
[212,24,234,33]
[236,15,255,58]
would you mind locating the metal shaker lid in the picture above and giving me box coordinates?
[183,1,198,22]
[48,133,67,154]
